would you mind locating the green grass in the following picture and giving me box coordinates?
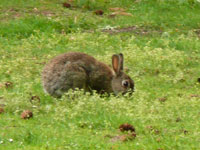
[0,0,200,149]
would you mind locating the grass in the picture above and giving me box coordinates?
[0,0,200,149]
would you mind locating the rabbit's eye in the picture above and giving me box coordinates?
[122,80,129,88]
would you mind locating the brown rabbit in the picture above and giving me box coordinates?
[42,52,134,97]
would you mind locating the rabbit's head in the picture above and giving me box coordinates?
[111,53,134,95]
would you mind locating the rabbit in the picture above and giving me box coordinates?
[42,52,134,97]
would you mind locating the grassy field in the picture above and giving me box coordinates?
[0,0,200,149]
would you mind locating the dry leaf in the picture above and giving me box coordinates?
[21,110,33,119]
[109,7,126,12]
[190,94,200,98]
[0,84,4,89]
[110,12,133,17]
[0,108,4,114]
[119,123,135,132]
[63,2,71,8]
[94,10,104,16]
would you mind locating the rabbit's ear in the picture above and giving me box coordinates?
[119,53,124,71]
[112,54,121,75]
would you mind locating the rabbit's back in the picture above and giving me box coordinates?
[42,52,113,97]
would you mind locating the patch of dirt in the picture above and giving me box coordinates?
[0,7,59,21]
[6,8,22,18]
[30,8,57,17]
[0,8,22,21]
[110,133,136,143]
[39,10,55,16]
[102,26,162,36]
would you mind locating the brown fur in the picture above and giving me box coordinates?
[42,52,134,97]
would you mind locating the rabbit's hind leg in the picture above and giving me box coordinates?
[59,63,88,94]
